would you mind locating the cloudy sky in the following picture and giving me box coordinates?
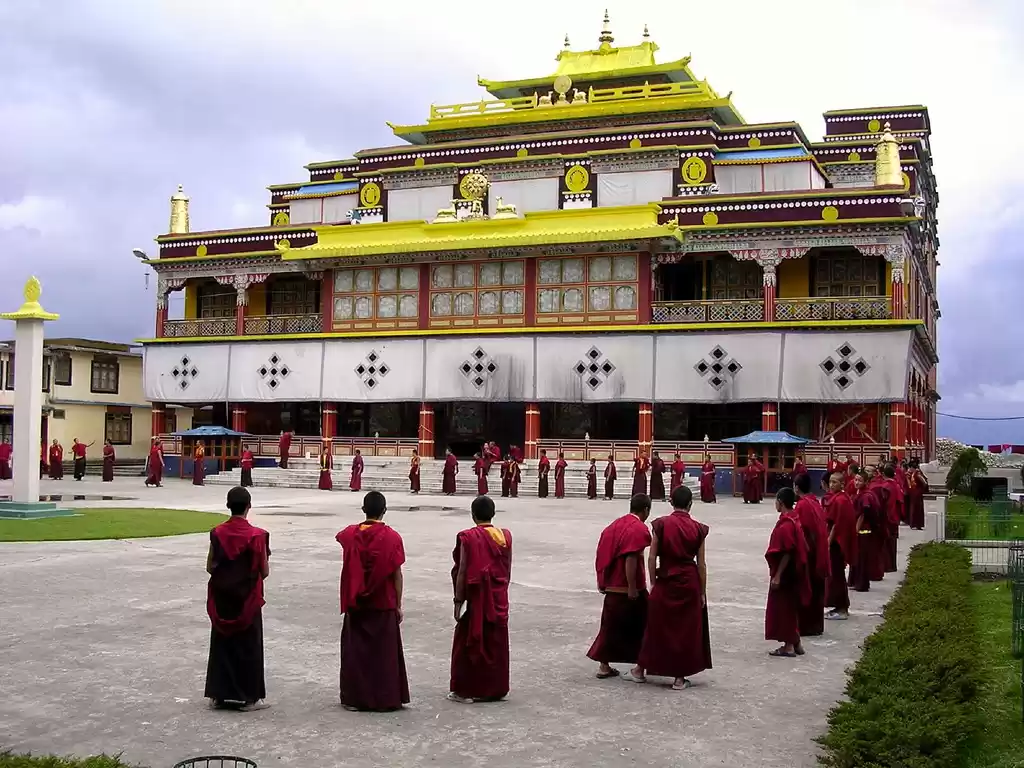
[0,0,1020,442]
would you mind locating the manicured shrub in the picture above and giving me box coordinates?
[946,447,987,495]
[0,754,138,768]
[817,543,980,767]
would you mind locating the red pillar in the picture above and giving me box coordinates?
[890,266,906,319]
[418,403,435,458]
[889,402,907,460]
[321,402,337,440]
[524,402,540,460]
[230,405,247,433]
[151,403,167,437]
[235,303,245,336]
[762,267,777,323]
[762,402,778,432]
[155,301,168,338]
[638,402,653,456]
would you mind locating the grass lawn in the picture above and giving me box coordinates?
[0,753,138,767]
[945,496,1024,541]
[965,580,1024,768]
[0,507,224,542]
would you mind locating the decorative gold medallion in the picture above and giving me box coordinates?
[867,119,882,133]
[681,156,708,185]
[196,244,208,258]
[901,171,911,190]
[275,239,291,251]
[459,172,490,201]
[272,211,290,227]
[414,157,426,168]
[702,212,719,226]
[848,151,861,162]
[333,171,344,181]
[516,147,529,159]
[821,205,840,222]
[747,137,762,149]
[565,164,590,193]
[360,181,382,208]
[629,138,642,149]
[24,276,41,303]
[553,75,573,96]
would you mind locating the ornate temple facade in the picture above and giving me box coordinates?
[141,16,939,472]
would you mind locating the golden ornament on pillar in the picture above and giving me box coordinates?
[169,184,190,234]
[459,172,490,201]
[874,121,903,187]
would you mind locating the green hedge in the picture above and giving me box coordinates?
[817,543,980,767]
[0,754,137,768]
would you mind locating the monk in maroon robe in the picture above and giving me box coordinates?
[0,440,12,480]
[792,453,807,482]
[450,495,512,703]
[240,448,254,488]
[71,438,93,481]
[537,450,550,498]
[631,453,649,497]
[554,453,567,498]
[278,430,292,469]
[894,462,908,523]
[880,465,903,572]
[823,472,858,619]
[39,443,47,479]
[205,487,270,710]
[670,453,686,495]
[319,443,333,491]
[442,448,458,495]
[587,494,652,680]
[742,454,764,503]
[510,444,524,465]
[604,455,617,500]
[793,473,830,638]
[192,441,206,486]
[700,457,716,503]
[145,438,164,487]
[474,453,489,496]
[509,460,521,498]
[870,468,899,575]
[349,450,364,492]
[587,459,598,499]
[48,440,63,479]
[649,452,666,502]
[634,486,712,689]
[101,440,115,482]
[765,487,811,657]
[906,461,928,530]
[500,457,511,498]
[409,450,421,494]
[337,491,409,712]
[848,472,879,591]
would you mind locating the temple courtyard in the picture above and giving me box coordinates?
[0,477,935,768]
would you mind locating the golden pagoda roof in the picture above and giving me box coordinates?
[278,204,680,261]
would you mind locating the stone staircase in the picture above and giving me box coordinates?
[58,459,146,478]
[208,456,700,499]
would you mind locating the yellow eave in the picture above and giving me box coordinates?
[478,55,696,94]
[279,204,679,260]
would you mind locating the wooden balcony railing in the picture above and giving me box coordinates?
[774,297,891,322]
[651,299,764,324]
[163,318,235,338]
[162,314,323,338]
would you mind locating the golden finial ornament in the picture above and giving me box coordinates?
[169,184,190,234]
[459,172,490,202]
[563,33,571,50]
[874,121,903,187]
[1,276,60,322]
[598,9,614,49]
[643,24,650,40]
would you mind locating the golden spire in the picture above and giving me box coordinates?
[874,121,903,187]
[563,33,571,50]
[598,9,614,48]
[643,24,650,40]
[169,184,190,234]
[1,276,60,322]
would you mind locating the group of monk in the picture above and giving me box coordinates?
[764,456,929,657]
[315,444,367,493]
[204,486,512,711]
[0,437,120,483]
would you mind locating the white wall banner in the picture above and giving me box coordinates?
[655,332,783,403]
[227,342,323,402]
[487,178,560,216]
[780,330,911,403]
[144,344,231,404]
[596,170,674,207]
[322,194,357,223]
[424,337,535,401]
[322,338,425,402]
[387,185,453,222]
[536,335,654,402]
[289,198,322,225]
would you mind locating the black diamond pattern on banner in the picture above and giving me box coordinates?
[459,347,500,391]
[171,355,200,391]
[820,342,871,391]
[355,349,391,389]
[694,346,742,392]
[572,347,617,392]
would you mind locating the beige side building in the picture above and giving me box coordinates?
[0,338,192,461]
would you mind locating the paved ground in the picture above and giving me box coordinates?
[0,476,935,768]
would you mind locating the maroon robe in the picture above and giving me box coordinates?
[72,441,88,480]
[39,445,47,479]
[240,449,254,488]
[554,458,567,498]
[337,521,409,711]
[0,442,11,480]
[587,464,597,499]
[639,511,713,678]
[510,445,524,464]
[537,456,550,498]
[451,524,513,701]
[604,461,617,499]
[102,444,115,482]
[319,452,333,491]
[765,513,811,646]
[649,457,666,501]
[793,460,807,480]
[349,455,364,492]
[145,444,163,486]
[205,516,270,704]
[700,461,716,503]
[409,456,421,493]
[587,513,652,664]
[906,469,928,530]
[49,445,63,479]
[474,458,489,496]
[192,447,206,486]
[794,494,830,637]
[742,461,764,503]
[871,478,900,574]
[500,460,511,497]
[442,454,458,495]
[850,487,884,586]
[278,432,292,469]
[823,490,857,612]
[631,456,649,497]
[895,465,908,522]
[509,462,521,498]
[670,460,686,494]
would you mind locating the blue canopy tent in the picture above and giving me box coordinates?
[722,431,813,497]
[173,426,252,479]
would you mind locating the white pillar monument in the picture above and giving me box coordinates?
[0,277,67,517]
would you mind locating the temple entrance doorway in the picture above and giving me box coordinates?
[433,402,525,459]
[540,402,638,441]
[653,402,760,441]
[657,260,703,301]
